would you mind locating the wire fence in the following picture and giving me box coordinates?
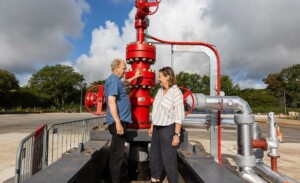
[15,116,106,183]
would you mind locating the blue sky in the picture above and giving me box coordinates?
[1,0,300,89]
[69,0,133,61]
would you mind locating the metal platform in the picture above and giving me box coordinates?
[178,151,245,183]
[22,124,247,183]
[23,141,109,183]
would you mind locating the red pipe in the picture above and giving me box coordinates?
[271,157,278,172]
[254,138,279,172]
[145,34,222,164]
[144,34,221,95]
[252,138,268,151]
[137,27,145,43]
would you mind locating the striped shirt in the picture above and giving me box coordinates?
[152,85,185,126]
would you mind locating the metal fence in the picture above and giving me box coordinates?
[15,116,106,183]
[46,117,105,165]
[15,125,47,183]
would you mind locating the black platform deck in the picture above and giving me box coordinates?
[178,151,246,183]
[23,141,108,183]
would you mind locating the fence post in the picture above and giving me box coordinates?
[42,126,48,168]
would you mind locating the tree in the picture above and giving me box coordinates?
[0,69,19,92]
[240,89,278,107]
[176,71,240,95]
[264,64,300,108]
[263,73,282,98]
[221,75,240,96]
[176,72,204,93]
[90,80,106,86]
[28,64,84,108]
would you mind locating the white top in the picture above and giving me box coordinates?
[152,85,185,126]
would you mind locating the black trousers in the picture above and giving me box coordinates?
[150,124,178,183]
[108,121,128,183]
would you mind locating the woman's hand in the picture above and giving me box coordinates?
[148,126,153,137]
[172,135,180,146]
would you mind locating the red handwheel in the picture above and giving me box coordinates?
[84,85,106,115]
[179,86,195,116]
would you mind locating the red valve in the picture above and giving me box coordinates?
[136,0,160,19]
[84,85,106,115]
[179,86,195,116]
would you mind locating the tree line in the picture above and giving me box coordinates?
[0,64,299,113]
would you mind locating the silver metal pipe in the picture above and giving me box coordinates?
[254,161,298,183]
[193,94,268,182]
[266,112,280,157]
[252,113,297,183]
[237,124,253,157]
[240,167,267,183]
[193,94,252,114]
[253,123,264,160]
[253,123,262,140]
[192,94,297,182]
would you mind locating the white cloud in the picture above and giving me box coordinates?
[75,0,300,89]
[75,0,212,84]
[3,0,300,89]
[237,79,266,90]
[61,61,74,67]
[75,21,127,83]
[0,0,89,77]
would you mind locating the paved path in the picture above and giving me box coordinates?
[0,113,95,134]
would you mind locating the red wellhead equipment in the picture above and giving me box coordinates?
[84,0,195,129]
[125,0,160,128]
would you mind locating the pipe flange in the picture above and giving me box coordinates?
[235,154,256,167]
[234,114,255,125]
[267,152,280,158]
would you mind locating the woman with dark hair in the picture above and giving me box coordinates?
[148,67,185,183]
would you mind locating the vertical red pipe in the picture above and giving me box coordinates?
[125,0,156,129]
[271,157,278,172]
[137,27,144,43]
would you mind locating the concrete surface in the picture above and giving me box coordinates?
[0,113,95,183]
[0,113,299,183]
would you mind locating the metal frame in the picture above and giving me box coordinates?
[149,42,221,162]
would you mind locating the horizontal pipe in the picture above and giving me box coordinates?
[193,94,252,114]
[240,167,267,183]
[254,161,298,183]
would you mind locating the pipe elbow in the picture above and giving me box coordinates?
[237,97,252,114]
[223,97,252,114]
